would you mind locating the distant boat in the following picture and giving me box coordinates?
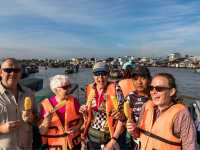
[64,64,79,74]
[195,68,200,73]
[26,64,39,74]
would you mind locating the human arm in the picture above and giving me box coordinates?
[126,103,145,139]
[81,105,92,138]
[38,104,52,134]
[104,120,123,150]
[173,108,198,150]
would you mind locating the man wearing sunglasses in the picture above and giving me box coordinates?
[80,62,124,150]
[127,73,197,150]
[0,58,35,150]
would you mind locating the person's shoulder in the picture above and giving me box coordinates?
[119,78,130,83]
[0,82,6,95]
[106,82,116,89]
[19,84,33,94]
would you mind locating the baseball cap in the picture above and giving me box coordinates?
[93,62,109,73]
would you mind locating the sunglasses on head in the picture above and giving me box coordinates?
[2,68,21,74]
[93,71,108,76]
[149,85,170,92]
[59,84,71,90]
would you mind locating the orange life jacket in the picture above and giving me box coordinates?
[139,100,185,150]
[118,79,135,98]
[41,96,81,150]
[85,83,118,137]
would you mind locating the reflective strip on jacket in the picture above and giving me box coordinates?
[41,96,81,150]
[139,100,185,150]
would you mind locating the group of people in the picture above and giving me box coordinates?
[0,57,198,150]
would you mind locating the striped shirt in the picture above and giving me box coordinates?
[0,82,35,150]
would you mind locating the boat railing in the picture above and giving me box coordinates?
[180,95,200,123]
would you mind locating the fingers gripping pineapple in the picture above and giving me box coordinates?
[111,96,118,111]
[81,88,96,139]
[87,88,96,107]
[124,101,132,121]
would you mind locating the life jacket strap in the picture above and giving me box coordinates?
[139,128,181,146]
[41,132,68,138]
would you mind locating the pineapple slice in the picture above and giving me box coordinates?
[24,97,32,111]
[124,101,132,121]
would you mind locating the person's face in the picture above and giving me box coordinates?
[93,71,108,89]
[133,75,149,94]
[0,59,21,88]
[150,76,175,108]
[56,82,71,100]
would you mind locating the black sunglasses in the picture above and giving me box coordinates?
[149,85,170,92]
[2,68,21,74]
[93,71,108,76]
[59,84,71,90]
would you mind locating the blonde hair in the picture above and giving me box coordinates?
[49,75,70,93]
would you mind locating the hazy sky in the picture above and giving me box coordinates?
[0,0,200,58]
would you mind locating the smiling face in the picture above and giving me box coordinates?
[0,59,21,89]
[55,82,71,100]
[150,75,176,110]
[93,71,108,90]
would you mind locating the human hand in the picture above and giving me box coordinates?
[79,104,88,114]
[104,139,119,150]
[22,110,34,123]
[111,110,126,122]
[42,112,53,128]
[81,140,87,150]
[0,120,21,134]
[111,110,120,119]
[126,120,138,136]
[66,126,79,134]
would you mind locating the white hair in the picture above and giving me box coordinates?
[49,75,70,94]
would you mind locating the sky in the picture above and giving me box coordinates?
[0,0,200,59]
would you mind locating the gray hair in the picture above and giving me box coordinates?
[1,57,21,69]
[49,75,70,94]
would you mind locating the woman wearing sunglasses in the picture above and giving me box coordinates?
[127,73,197,150]
[38,75,83,150]
[80,62,124,150]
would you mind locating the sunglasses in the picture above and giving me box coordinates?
[59,84,71,90]
[2,68,21,74]
[93,71,108,76]
[149,85,170,92]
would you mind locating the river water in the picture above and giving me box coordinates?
[28,67,200,103]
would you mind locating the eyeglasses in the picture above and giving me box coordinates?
[149,85,170,92]
[93,71,108,76]
[59,84,71,90]
[2,68,21,74]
